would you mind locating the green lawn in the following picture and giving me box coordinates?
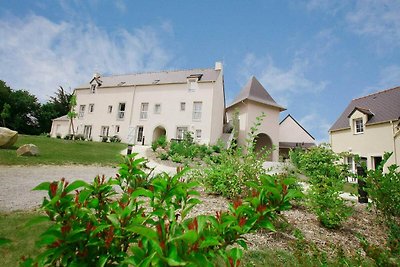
[0,212,51,266]
[0,135,126,166]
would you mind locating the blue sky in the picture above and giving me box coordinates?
[1,0,399,142]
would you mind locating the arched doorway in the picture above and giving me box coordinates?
[152,126,166,142]
[254,133,273,161]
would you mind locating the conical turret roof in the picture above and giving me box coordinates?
[228,76,285,111]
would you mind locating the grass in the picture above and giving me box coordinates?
[0,135,127,166]
[0,211,51,266]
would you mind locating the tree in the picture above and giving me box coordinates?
[37,103,58,133]
[0,80,11,113]
[49,86,72,115]
[67,94,77,136]
[1,103,10,127]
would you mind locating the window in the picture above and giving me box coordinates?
[176,127,188,140]
[140,103,149,120]
[78,105,86,118]
[345,156,357,183]
[108,105,113,113]
[118,103,126,120]
[115,125,120,133]
[180,102,186,111]
[137,126,144,142]
[192,101,202,121]
[89,104,94,113]
[188,78,198,92]
[90,84,96,93]
[354,118,364,134]
[154,104,161,114]
[196,129,202,139]
[83,125,92,139]
[101,126,109,137]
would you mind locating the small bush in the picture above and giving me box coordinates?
[171,153,184,163]
[74,134,85,141]
[109,135,121,143]
[156,135,167,148]
[101,136,108,142]
[158,152,169,160]
[151,141,158,152]
[63,134,73,140]
[56,134,61,139]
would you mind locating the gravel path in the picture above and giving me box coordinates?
[0,145,176,212]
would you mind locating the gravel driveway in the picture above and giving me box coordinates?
[0,165,118,212]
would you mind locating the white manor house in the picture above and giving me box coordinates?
[51,62,314,161]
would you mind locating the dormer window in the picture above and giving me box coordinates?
[354,118,364,134]
[90,84,96,94]
[187,74,202,92]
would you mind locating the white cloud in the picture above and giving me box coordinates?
[0,15,172,102]
[346,0,400,46]
[239,53,327,107]
[114,0,126,13]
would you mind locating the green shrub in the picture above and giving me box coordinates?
[109,135,121,143]
[101,136,108,142]
[56,134,61,139]
[151,141,158,152]
[156,135,167,148]
[171,153,184,163]
[22,154,299,266]
[74,134,85,141]
[364,152,400,256]
[158,152,169,160]
[297,144,352,229]
[63,134,73,140]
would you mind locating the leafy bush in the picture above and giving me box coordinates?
[296,144,352,229]
[74,134,85,141]
[109,135,121,143]
[56,134,61,139]
[101,136,108,142]
[156,135,167,148]
[22,154,299,266]
[364,152,400,257]
[171,153,184,163]
[63,134,73,140]
[151,141,158,152]
[158,152,169,160]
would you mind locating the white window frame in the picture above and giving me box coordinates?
[101,126,109,137]
[117,103,126,120]
[108,105,113,113]
[176,127,188,140]
[188,78,198,92]
[192,101,202,121]
[78,105,86,118]
[88,104,94,113]
[180,102,186,111]
[140,102,149,120]
[154,103,161,114]
[196,129,202,139]
[354,118,364,134]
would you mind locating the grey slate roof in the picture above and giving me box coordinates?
[330,86,400,131]
[76,68,220,89]
[227,76,286,111]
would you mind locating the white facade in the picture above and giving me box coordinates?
[57,63,225,145]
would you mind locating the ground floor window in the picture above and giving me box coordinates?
[176,127,188,140]
[101,126,109,137]
[84,125,92,139]
[196,129,202,139]
[345,156,357,183]
[137,126,144,142]
[115,125,120,134]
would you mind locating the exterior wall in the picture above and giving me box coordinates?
[68,74,223,145]
[226,100,280,161]
[279,116,314,143]
[50,119,70,138]
[129,81,217,145]
[74,86,134,142]
[246,100,280,161]
[209,70,225,144]
[330,121,400,170]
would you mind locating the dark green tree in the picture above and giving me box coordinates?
[37,102,58,133]
[49,86,72,115]
[1,103,11,127]
[0,80,11,113]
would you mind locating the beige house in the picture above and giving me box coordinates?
[330,86,400,171]
[226,76,286,161]
[51,62,225,145]
[279,114,315,159]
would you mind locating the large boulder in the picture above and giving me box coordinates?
[16,144,39,156]
[0,127,18,148]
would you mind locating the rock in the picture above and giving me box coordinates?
[0,127,18,148]
[16,144,39,156]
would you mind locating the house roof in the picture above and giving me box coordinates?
[52,115,69,121]
[280,114,315,140]
[76,67,221,89]
[330,86,400,131]
[227,76,286,111]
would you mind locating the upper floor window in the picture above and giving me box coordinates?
[188,79,198,92]
[108,105,113,113]
[90,84,96,94]
[140,103,149,120]
[192,101,202,121]
[78,105,86,118]
[180,102,186,111]
[154,104,161,114]
[89,104,94,113]
[354,118,364,134]
[117,103,125,120]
